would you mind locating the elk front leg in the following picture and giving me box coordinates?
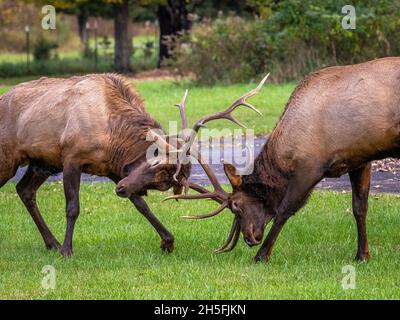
[60,163,81,257]
[255,170,321,263]
[16,165,60,250]
[349,163,371,261]
[130,195,175,253]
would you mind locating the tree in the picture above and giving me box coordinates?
[157,1,192,67]
[154,0,250,67]
[113,0,133,72]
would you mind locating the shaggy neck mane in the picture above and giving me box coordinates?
[241,141,289,210]
[103,74,163,175]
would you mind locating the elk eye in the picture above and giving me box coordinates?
[231,201,240,214]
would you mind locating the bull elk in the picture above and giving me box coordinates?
[0,74,197,257]
[171,57,400,263]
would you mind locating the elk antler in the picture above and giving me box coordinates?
[166,74,269,219]
[175,89,188,130]
[214,216,241,253]
[166,74,269,252]
[172,89,190,185]
[147,89,189,168]
[164,150,230,218]
[173,73,269,182]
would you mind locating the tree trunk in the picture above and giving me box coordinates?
[157,0,192,68]
[77,7,89,44]
[114,0,132,72]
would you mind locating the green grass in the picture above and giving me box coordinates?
[0,182,400,299]
[0,79,294,136]
[0,86,8,95]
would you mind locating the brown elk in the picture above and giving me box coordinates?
[0,74,195,257]
[170,57,400,263]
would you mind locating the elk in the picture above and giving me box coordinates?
[0,74,195,257]
[170,57,400,263]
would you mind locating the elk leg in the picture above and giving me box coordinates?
[60,163,81,257]
[255,170,321,263]
[16,165,60,250]
[349,163,371,261]
[130,195,175,253]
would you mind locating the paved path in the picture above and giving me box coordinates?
[11,138,400,193]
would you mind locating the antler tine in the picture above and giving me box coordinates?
[214,217,241,253]
[242,73,270,101]
[175,89,188,130]
[188,182,225,204]
[164,191,222,201]
[182,202,228,219]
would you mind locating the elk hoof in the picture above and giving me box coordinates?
[355,252,370,262]
[60,246,73,257]
[45,240,61,251]
[160,238,175,253]
[254,252,269,263]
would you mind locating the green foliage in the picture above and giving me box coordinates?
[33,37,58,61]
[168,0,400,84]
[166,16,270,85]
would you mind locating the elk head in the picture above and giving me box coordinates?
[164,74,272,253]
[115,92,191,198]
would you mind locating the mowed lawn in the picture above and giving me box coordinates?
[0,182,400,299]
[0,78,295,135]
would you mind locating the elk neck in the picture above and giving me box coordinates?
[107,111,164,177]
[241,139,290,213]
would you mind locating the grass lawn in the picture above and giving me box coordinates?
[0,79,295,135]
[0,182,400,299]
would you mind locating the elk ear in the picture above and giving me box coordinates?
[223,163,242,189]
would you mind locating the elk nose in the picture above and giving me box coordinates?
[115,185,127,198]
[244,236,261,247]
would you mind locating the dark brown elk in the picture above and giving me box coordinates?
[171,57,400,263]
[0,74,193,257]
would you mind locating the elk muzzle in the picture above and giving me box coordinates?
[115,183,129,198]
[243,223,263,247]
